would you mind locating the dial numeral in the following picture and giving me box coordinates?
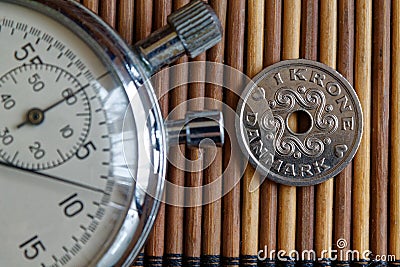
[60,125,74,139]
[28,73,45,92]
[59,193,84,218]
[19,235,46,260]
[0,127,14,146]
[14,43,35,61]
[76,141,96,160]
[14,42,43,64]
[29,141,45,160]
[1,94,15,110]
[62,88,78,105]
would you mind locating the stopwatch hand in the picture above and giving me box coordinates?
[15,84,90,129]
[0,160,107,194]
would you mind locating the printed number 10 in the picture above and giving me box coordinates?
[59,193,84,218]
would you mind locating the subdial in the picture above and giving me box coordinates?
[0,64,91,170]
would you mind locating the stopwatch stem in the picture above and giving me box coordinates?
[165,110,224,147]
[133,0,222,75]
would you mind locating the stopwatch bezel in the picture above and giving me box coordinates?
[0,0,166,266]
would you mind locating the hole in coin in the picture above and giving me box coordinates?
[287,110,312,134]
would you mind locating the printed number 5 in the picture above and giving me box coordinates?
[19,235,46,260]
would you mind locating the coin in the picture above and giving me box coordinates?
[236,59,363,186]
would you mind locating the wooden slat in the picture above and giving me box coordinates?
[370,0,391,258]
[82,0,99,13]
[335,0,355,261]
[353,0,372,257]
[99,0,117,27]
[184,38,206,267]
[164,1,189,265]
[202,0,227,265]
[241,1,264,266]
[222,0,246,266]
[117,0,135,45]
[296,0,318,257]
[390,0,400,260]
[315,0,336,260]
[259,0,281,259]
[278,0,301,255]
[134,0,152,41]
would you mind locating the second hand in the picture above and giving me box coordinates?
[16,83,90,129]
[0,160,107,195]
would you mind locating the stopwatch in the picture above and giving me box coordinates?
[0,0,222,266]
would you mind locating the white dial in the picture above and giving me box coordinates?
[0,1,140,266]
[0,64,91,169]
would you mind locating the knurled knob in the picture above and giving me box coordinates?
[167,0,223,58]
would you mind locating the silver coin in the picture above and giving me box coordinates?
[236,59,363,186]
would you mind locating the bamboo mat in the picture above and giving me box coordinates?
[77,0,398,266]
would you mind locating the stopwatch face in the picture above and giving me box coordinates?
[0,0,165,266]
